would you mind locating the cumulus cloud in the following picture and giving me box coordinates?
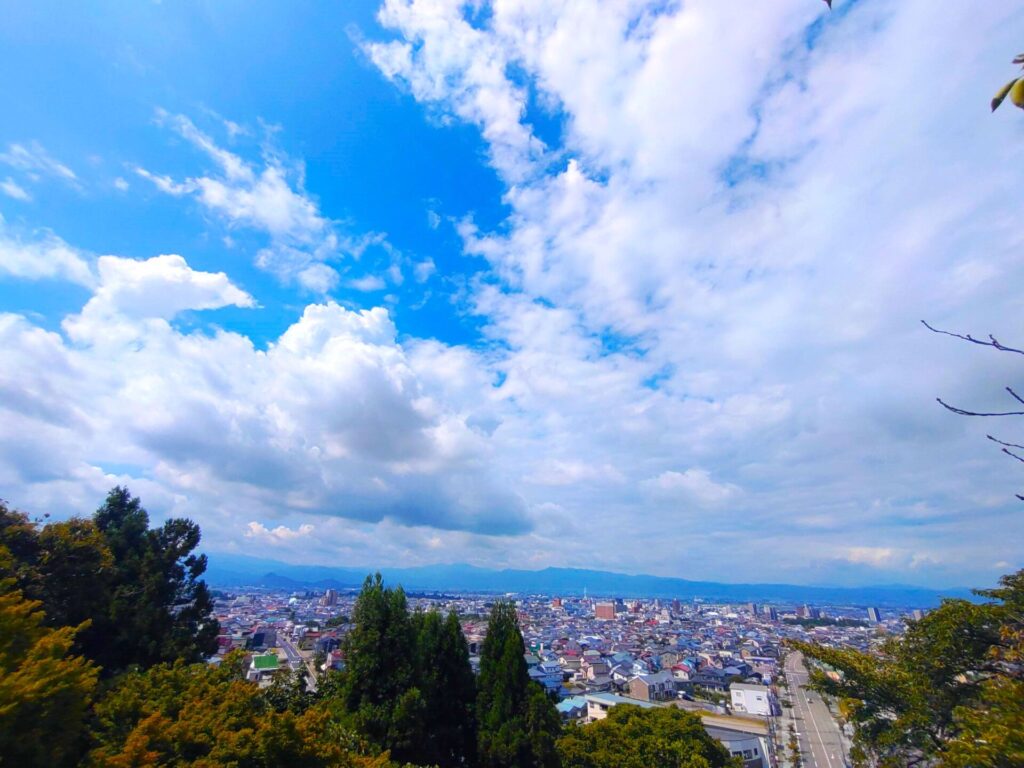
[844,546,896,567]
[245,521,315,543]
[5,1,1024,585]
[63,254,254,342]
[1,252,530,540]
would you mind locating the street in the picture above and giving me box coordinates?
[784,651,847,768]
[279,635,319,692]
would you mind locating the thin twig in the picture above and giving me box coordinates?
[987,435,1024,450]
[1002,448,1024,464]
[921,320,1024,355]
[936,398,1024,417]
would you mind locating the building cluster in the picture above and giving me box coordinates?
[209,587,916,768]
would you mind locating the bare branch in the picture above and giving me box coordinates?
[987,435,1024,450]
[1002,447,1024,464]
[921,320,1024,355]
[936,398,1024,417]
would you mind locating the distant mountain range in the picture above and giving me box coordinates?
[204,552,973,608]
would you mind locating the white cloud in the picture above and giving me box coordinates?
[366,0,548,182]
[348,274,387,292]
[643,469,740,506]
[0,141,78,185]
[1,253,529,539]
[413,258,436,282]
[63,254,254,342]
[5,1,1024,585]
[113,177,130,192]
[245,521,315,543]
[527,460,624,487]
[0,178,30,201]
[0,220,93,286]
[356,0,1024,584]
[844,546,896,567]
[135,112,349,291]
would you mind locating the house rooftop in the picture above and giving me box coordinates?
[585,692,660,709]
[252,653,279,670]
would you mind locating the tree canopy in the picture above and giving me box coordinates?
[476,601,561,768]
[556,704,738,768]
[0,487,218,676]
[0,576,98,768]
[795,568,1024,767]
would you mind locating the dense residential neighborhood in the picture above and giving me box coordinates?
[212,585,903,766]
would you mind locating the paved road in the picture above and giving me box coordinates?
[279,635,319,692]
[785,652,847,768]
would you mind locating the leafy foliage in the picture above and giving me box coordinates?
[86,652,402,768]
[336,573,423,762]
[91,487,219,672]
[991,55,1024,112]
[795,568,1024,767]
[0,573,99,767]
[0,488,218,676]
[476,601,561,768]
[556,704,738,768]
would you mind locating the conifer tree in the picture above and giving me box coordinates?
[90,486,219,673]
[477,601,560,768]
[339,573,424,763]
[412,608,478,767]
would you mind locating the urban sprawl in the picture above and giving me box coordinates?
[215,586,919,768]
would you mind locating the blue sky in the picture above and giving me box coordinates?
[2,0,1024,588]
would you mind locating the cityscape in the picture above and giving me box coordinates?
[213,578,919,768]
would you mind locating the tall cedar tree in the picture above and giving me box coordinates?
[476,601,561,768]
[339,573,424,763]
[412,609,478,767]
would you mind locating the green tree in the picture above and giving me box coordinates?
[0,502,115,636]
[89,486,218,673]
[477,601,561,768]
[412,609,478,767]
[336,573,423,763]
[940,570,1024,767]
[794,569,1023,767]
[0,567,99,768]
[0,490,218,675]
[556,703,738,768]
[86,652,399,768]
